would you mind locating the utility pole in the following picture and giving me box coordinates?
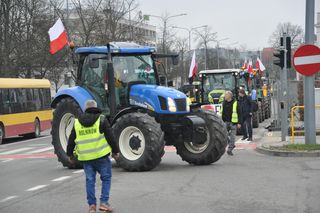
[216,38,229,69]
[281,33,288,141]
[304,0,316,144]
[146,13,187,73]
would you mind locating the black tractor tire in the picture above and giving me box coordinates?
[258,101,264,122]
[51,98,83,169]
[0,124,4,145]
[175,110,228,165]
[113,112,165,172]
[252,111,259,128]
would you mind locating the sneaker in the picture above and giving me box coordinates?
[247,137,253,141]
[227,150,234,156]
[88,204,96,213]
[241,136,248,141]
[99,203,113,212]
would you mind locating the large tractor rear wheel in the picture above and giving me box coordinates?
[113,112,165,171]
[175,110,227,165]
[51,98,83,169]
[252,112,259,128]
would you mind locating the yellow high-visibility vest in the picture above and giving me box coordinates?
[74,117,111,161]
[221,101,239,123]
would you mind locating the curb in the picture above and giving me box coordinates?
[255,145,320,157]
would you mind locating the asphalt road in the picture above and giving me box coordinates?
[0,127,320,213]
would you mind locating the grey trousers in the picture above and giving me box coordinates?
[226,122,237,151]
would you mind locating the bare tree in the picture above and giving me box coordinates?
[174,37,189,85]
[194,27,217,69]
[269,22,304,48]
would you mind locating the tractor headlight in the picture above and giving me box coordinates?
[167,97,177,112]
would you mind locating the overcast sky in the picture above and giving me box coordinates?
[138,0,320,50]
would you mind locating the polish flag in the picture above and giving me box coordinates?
[248,59,253,74]
[48,18,69,54]
[188,51,197,83]
[242,59,248,70]
[256,57,266,71]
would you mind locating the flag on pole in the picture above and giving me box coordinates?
[248,59,253,74]
[188,51,197,83]
[256,57,266,71]
[243,59,248,70]
[48,18,69,54]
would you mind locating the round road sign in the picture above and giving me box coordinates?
[293,44,320,76]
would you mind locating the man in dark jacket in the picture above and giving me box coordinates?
[221,91,242,156]
[67,100,119,213]
[238,89,253,141]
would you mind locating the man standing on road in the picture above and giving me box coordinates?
[67,100,119,213]
[221,91,242,156]
[238,89,253,141]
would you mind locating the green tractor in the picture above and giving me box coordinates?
[50,42,228,172]
[198,69,261,128]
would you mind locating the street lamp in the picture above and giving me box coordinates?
[172,25,208,50]
[215,37,229,69]
[146,13,187,53]
[220,41,239,68]
[145,13,187,72]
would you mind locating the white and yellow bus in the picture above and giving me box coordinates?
[0,78,52,144]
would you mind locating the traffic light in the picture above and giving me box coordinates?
[273,50,284,69]
[273,37,284,69]
[286,36,291,68]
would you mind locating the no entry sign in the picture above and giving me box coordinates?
[293,44,320,76]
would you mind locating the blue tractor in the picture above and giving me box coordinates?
[51,42,227,171]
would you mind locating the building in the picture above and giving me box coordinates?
[65,9,157,47]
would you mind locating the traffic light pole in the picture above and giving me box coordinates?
[304,0,316,144]
[280,33,288,141]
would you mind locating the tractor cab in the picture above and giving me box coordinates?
[199,69,241,105]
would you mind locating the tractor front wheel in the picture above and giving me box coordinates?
[51,98,83,169]
[113,112,164,171]
[175,110,227,165]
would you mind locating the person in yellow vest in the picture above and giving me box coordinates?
[67,100,119,213]
[221,91,242,156]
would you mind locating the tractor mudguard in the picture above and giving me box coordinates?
[51,86,94,111]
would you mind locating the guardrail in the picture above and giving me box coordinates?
[291,105,320,144]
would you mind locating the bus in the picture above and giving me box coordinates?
[0,78,52,144]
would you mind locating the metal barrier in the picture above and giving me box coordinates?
[291,105,320,144]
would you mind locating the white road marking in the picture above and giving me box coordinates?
[1,136,51,147]
[72,170,84,174]
[51,176,71,182]
[25,146,53,154]
[1,159,14,163]
[235,138,251,144]
[0,196,18,203]
[0,147,33,155]
[294,54,320,65]
[26,185,48,192]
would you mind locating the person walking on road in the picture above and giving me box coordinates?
[67,100,119,213]
[238,89,253,141]
[221,91,242,156]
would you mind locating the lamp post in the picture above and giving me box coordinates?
[172,25,208,50]
[146,13,187,72]
[215,38,229,69]
[221,41,238,67]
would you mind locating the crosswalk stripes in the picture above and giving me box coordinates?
[0,147,34,155]
[0,146,55,161]
[25,147,53,154]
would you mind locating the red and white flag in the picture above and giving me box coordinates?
[243,59,248,70]
[189,51,197,82]
[248,59,253,74]
[256,57,266,71]
[48,18,69,54]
